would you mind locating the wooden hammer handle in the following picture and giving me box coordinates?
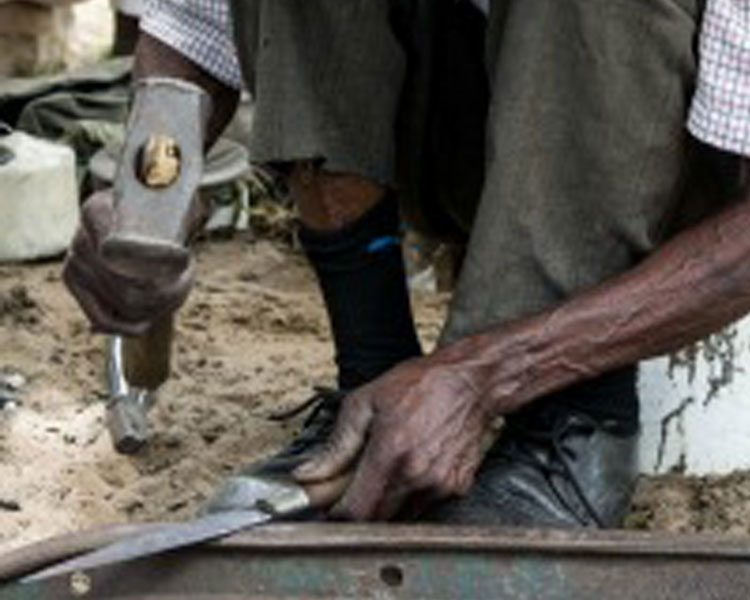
[122,314,174,390]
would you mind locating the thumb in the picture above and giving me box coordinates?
[81,190,115,248]
[293,396,372,482]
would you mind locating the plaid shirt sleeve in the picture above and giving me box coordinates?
[140,0,242,89]
[689,0,750,157]
[140,0,749,156]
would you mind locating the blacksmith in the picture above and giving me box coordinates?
[64,0,750,527]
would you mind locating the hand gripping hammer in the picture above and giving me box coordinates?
[104,78,211,454]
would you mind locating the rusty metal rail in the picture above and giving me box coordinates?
[2,524,750,598]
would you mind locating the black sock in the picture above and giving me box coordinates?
[299,197,422,390]
[557,365,639,430]
[514,365,639,433]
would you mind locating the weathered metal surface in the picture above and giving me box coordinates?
[105,335,153,455]
[103,77,209,280]
[2,524,750,599]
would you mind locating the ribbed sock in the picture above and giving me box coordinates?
[299,197,422,390]
[516,365,639,433]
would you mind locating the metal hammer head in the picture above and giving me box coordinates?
[102,78,211,280]
[106,390,151,454]
[106,335,159,454]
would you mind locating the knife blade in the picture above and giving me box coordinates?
[22,509,271,583]
[22,474,349,583]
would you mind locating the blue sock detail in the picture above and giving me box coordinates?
[366,235,401,254]
[299,197,422,389]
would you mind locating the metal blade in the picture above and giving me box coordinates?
[22,510,271,583]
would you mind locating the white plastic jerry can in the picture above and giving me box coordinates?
[0,130,79,262]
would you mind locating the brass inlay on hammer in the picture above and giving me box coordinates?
[140,134,181,188]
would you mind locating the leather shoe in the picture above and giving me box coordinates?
[420,406,638,528]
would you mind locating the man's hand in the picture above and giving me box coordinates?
[294,164,750,524]
[62,191,193,336]
[293,356,491,521]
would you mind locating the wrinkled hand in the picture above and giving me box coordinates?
[294,356,491,521]
[62,191,194,336]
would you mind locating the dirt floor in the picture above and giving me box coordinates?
[3,235,750,554]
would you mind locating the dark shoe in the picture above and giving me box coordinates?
[203,388,345,514]
[420,406,638,528]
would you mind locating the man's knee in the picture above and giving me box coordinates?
[290,162,387,231]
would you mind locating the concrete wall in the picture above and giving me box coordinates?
[639,318,750,475]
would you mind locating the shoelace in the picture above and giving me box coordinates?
[498,412,605,527]
[267,387,347,454]
[268,387,345,421]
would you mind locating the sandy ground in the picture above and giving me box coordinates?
[0,236,447,553]
[3,235,750,554]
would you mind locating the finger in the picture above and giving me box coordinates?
[372,482,413,521]
[328,442,395,521]
[69,281,150,336]
[426,444,482,500]
[68,218,92,259]
[85,198,193,318]
[65,223,141,319]
[453,449,483,496]
[80,191,115,249]
[387,454,464,521]
[303,471,353,510]
[63,257,151,336]
[105,266,191,324]
[293,395,373,482]
[74,222,188,312]
[153,260,195,315]
[66,243,189,331]
[364,456,441,521]
[68,279,151,336]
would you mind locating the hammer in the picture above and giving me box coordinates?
[103,79,211,454]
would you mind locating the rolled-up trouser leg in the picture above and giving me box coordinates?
[229,0,407,186]
[426,0,723,526]
[441,0,722,427]
[443,0,707,342]
[228,1,424,392]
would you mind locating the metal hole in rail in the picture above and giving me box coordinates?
[380,564,405,588]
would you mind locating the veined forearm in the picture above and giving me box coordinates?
[440,180,750,415]
[133,32,240,146]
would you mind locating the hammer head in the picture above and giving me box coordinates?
[102,79,211,280]
[106,390,151,455]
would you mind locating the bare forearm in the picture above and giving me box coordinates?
[133,33,240,146]
[441,181,750,415]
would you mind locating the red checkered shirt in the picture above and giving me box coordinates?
[142,0,750,158]
[688,0,750,157]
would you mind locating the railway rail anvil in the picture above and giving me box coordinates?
[4,524,750,599]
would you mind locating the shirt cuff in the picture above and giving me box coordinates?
[140,0,243,89]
